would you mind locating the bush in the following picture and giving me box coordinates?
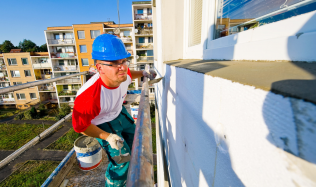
[24,110,32,120]
[14,113,24,120]
[29,107,38,119]
[37,104,46,117]
[59,104,71,117]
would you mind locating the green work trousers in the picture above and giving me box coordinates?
[96,106,135,187]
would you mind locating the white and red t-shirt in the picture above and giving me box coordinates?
[72,69,132,133]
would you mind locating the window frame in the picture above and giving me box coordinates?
[90,30,101,39]
[16,93,26,100]
[81,58,89,66]
[79,45,87,53]
[29,93,37,99]
[10,70,20,77]
[13,82,23,85]
[137,9,144,15]
[22,58,28,65]
[58,60,65,66]
[77,31,85,39]
[8,58,17,66]
[24,70,32,77]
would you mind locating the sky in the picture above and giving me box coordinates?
[0,0,146,46]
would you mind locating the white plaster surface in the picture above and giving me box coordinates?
[155,64,316,187]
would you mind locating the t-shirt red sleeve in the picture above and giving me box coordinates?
[72,85,101,133]
[127,68,132,79]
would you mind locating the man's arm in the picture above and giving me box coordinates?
[81,124,110,140]
[130,70,143,79]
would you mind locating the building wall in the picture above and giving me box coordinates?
[3,52,39,109]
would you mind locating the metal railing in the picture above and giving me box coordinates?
[47,39,75,45]
[126,66,154,186]
[135,28,153,35]
[134,13,153,20]
[137,56,154,63]
[33,63,52,69]
[56,78,81,84]
[136,43,154,50]
[53,65,78,71]
[0,77,9,81]
[121,37,133,43]
[0,65,6,70]
[0,72,87,94]
[51,52,76,58]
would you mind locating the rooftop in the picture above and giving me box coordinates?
[10,49,22,53]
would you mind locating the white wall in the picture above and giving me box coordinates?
[155,64,316,187]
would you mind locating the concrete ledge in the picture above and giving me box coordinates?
[164,59,316,104]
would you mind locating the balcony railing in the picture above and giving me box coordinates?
[53,66,78,71]
[51,53,76,59]
[38,85,55,92]
[0,65,6,70]
[0,98,16,104]
[36,74,52,80]
[135,28,153,35]
[136,43,153,50]
[33,63,51,69]
[58,90,77,96]
[47,39,75,45]
[137,56,154,63]
[56,78,81,84]
[0,77,9,82]
[121,37,133,43]
[134,13,153,20]
[0,83,10,88]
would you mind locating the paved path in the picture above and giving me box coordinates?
[0,121,73,182]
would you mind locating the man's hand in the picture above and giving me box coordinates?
[106,133,123,150]
[143,70,157,80]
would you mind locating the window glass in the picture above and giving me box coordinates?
[123,31,130,37]
[215,0,316,39]
[147,8,152,14]
[58,60,64,66]
[24,70,31,77]
[78,31,85,39]
[91,30,101,39]
[189,0,203,47]
[137,9,144,14]
[22,58,28,65]
[80,45,87,53]
[138,37,145,43]
[56,47,62,52]
[63,85,68,90]
[16,93,26,100]
[30,93,37,99]
[148,37,153,43]
[10,70,20,77]
[68,60,76,66]
[13,82,22,85]
[8,58,17,65]
[64,33,73,39]
[82,58,89,66]
[147,50,154,56]
[65,47,74,52]
[54,34,60,40]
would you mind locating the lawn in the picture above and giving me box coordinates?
[0,160,59,187]
[0,109,19,120]
[0,123,51,150]
[46,128,81,151]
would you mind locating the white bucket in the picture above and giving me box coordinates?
[130,103,139,120]
[74,136,102,171]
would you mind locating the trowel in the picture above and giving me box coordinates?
[112,138,131,164]
[148,77,164,85]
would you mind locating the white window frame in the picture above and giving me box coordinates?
[16,93,26,100]
[80,45,87,53]
[78,31,85,39]
[10,70,20,77]
[90,30,101,39]
[81,58,89,66]
[13,82,22,85]
[22,58,28,65]
[8,58,17,66]
[24,70,31,77]
[29,93,37,99]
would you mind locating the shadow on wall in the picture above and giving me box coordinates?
[262,13,316,165]
[158,61,244,186]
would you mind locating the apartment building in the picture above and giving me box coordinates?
[132,1,155,98]
[2,52,39,109]
[0,54,15,108]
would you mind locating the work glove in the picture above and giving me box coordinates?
[143,70,157,80]
[106,133,124,150]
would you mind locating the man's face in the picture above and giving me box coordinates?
[96,59,128,85]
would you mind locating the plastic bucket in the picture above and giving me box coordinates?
[74,136,102,171]
[131,103,139,120]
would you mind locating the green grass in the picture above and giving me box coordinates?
[0,160,59,187]
[0,123,51,150]
[46,128,81,151]
[0,109,19,120]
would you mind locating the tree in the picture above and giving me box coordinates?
[18,39,37,52]
[39,43,48,52]
[0,40,15,53]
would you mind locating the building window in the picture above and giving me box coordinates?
[147,23,152,27]
[10,70,20,77]
[82,58,89,66]
[30,93,37,99]
[58,60,64,66]
[8,58,17,65]
[140,65,145,70]
[188,0,203,47]
[24,70,31,77]
[147,8,152,15]
[138,37,145,43]
[91,30,101,39]
[54,34,60,39]
[56,47,62,52]
[63,85,68,90]
[65,46,74,52]
[78,31,85,39]
[13,82,22,85]
[16,93,26,100]
[125,44,132,50]
[137,9,143,14]
[22,58,28,65]
[68,60,76,66]
[147,50,154,56]
[150,88,155,93]
[123,31,130,37]
[80,45,87,53]
[148,37,153,43]
[215,0,316,39]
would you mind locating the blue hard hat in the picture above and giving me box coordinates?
[92,34,131,61]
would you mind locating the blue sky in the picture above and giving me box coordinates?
[0,0,145,46]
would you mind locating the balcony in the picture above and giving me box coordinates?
[0,82,10,88]
[32,63,52,69]
[0,98,16,105]
[121,37,133,43]
[56,78,81,84]
[38,85,55,92]
[137,56,154,63]
[58,90,77,96]
[51,53,76,59]
[134,13,152,21]
[135,28,153,36]
[36,74,51,80]
[0,77,9,82]
[53,65,78,72]
[136,43,153,50]
[47,39,75,45]
[0,65,6,70]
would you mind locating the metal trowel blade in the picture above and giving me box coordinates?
[148,77,163,85]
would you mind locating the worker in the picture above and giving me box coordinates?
[72,34,156,187]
